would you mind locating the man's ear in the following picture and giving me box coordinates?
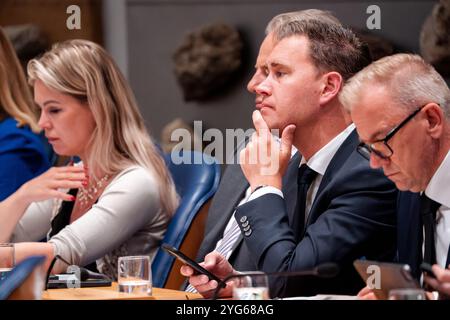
[319,72,343,105]
[424,103,445,139]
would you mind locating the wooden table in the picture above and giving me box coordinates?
[42,282,202,300]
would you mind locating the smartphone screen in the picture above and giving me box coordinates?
[162,244,226,288]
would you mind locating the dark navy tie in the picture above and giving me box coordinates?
[293,164,317,242]
[420,194,441,265]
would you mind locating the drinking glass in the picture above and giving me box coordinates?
[0,243,15,281]
[118,256,152,295]
[232,272,269,300]
[388,288,426,300]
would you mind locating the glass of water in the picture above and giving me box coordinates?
[232,272,269,300]
[0,243,15,281]
[118,256,152,295]
[388,288,426,300]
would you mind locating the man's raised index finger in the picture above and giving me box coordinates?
[252,110,269,133]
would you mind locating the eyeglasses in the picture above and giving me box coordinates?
[357,105,426,160]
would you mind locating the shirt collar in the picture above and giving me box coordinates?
[425,150,450,208]
[300,123,355,175]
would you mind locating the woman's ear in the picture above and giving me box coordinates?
[319,72,343,105]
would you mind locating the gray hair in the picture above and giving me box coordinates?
[265,9,342,35]
[340,53,450,119]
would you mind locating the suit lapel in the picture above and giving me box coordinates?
[397,192,422,277]
[221,166,248,258]
[399,193,449,274]
[306,130,359,227]
[212,164,248,235]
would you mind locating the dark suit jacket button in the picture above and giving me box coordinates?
[242,221,249,227]
[244,229,252,237]
[240,216,248,223]
[243,225,250,232]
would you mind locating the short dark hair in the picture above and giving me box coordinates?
[274,19,371,80]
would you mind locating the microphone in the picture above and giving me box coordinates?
[265,262,340,279]
[45,254,111,289]
[66,265,111,281]
[53,254,110,281]
[211,262,339,300]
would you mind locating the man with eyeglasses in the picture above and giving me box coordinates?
[340,53,450,299]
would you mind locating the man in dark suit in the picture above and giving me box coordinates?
[195,145,299,272]
[341,54,450,299]
[187,10,344,285]
[183,14,398,299]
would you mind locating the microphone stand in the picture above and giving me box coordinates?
[211,263,339,300]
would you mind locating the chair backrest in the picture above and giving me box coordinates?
[151,151,221,288]
[0,255,46,300]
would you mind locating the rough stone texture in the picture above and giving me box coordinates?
[160,118,204,153]
[420,0,450,76]
[353,29,396,62]
[172,23,243,102]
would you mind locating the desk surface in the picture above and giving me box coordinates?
[42,283,202,300]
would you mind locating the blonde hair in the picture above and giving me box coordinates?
[28,39,178,216]
[340,54,450,119]
[0,27,40,132]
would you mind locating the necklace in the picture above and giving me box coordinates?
[77,174,110,206]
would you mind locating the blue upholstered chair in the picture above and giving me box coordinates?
[0,255,46,300]
[152,151,221,288]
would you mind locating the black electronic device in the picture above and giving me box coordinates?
[420,262,437,279]
[162,243,226,289]
[354,260,421,299]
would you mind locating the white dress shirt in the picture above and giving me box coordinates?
[247,124,355,223]
[424,150,450,268]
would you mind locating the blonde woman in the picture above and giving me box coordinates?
[2,39,178,279]
[0,27,50,200]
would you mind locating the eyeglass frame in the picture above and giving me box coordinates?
[357,104,427,160]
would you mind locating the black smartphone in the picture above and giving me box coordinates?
[420,262,437,279]
[162,244,226,288]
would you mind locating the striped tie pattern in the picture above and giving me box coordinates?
[215,217,242,257]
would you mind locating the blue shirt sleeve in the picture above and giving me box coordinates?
[0,118,50,200]
[0,153,42,200]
